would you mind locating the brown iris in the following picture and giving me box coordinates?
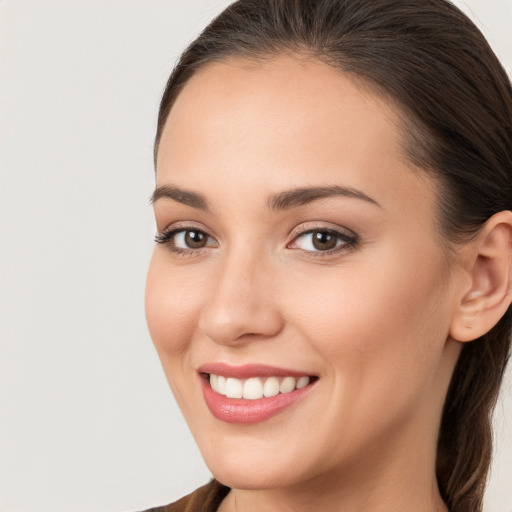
[312,230,338,251]
[185,230,208,248]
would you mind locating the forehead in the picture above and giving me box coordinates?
[158,56,403,169]
[156,56,434,220]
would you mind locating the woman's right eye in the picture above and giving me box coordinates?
[155,228,217,252]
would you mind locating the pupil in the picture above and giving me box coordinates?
[185,230,206,248]
[313,231,337,250]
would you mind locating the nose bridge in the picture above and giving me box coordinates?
[199,241,282,345]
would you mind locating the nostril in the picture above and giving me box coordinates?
[198,301,284,347]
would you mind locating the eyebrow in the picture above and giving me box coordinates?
[267,185,380,211]
[150,184,380,211]
[150,185,209,211]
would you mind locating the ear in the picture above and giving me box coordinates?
[450,210,512,343]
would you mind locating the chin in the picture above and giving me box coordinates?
[195,430,320,491]
[206,459,305,491]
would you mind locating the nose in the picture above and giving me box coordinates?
[198,250,284,346]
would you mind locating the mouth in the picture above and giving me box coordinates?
[205,373,315,399]
[198,364,318,424]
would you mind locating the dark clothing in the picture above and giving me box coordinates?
[142,480,230,512]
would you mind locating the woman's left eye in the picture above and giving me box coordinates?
[288,228,358,253]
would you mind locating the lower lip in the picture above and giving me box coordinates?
[200,376,316,424]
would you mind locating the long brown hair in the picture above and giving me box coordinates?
[154,1,512,510]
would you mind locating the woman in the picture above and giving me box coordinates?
[144,1,512,511]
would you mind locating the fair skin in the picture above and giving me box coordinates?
[146,56,512,512]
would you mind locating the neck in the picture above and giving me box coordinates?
[220,449,448,512]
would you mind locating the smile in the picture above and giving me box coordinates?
[198,364,318,424]
[209,374,311,399]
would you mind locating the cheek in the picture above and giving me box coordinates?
[145,252,211,414]
[145,252,202,358]
[284,243,452,396]
[280,253,452,452]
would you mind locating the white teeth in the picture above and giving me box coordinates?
[296,376,310,389]
[243,378,264,399]
[209,374,312,399]
[216,375,226,394]
[225,377,243,398]
[210,374,227,394]
[263,377,280,397]
[280,376,296,394]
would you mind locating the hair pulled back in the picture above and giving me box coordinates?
[155,1,512,510]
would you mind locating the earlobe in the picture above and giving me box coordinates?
[450,211,512,343]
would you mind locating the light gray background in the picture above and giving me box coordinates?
[0,1,511,511]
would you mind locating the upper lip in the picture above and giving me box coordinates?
[197,362,315,379]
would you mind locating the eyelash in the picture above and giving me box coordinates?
[154,225,359,257]
[154,227,216,257]
[290,225,359,256]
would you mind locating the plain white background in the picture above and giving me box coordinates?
[0,1,511,511]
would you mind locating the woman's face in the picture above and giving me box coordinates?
[146,57,462,491]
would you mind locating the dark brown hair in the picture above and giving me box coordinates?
[154,1,512,510]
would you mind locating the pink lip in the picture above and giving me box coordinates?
[198,364,317,425]
[197,362,313,379]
